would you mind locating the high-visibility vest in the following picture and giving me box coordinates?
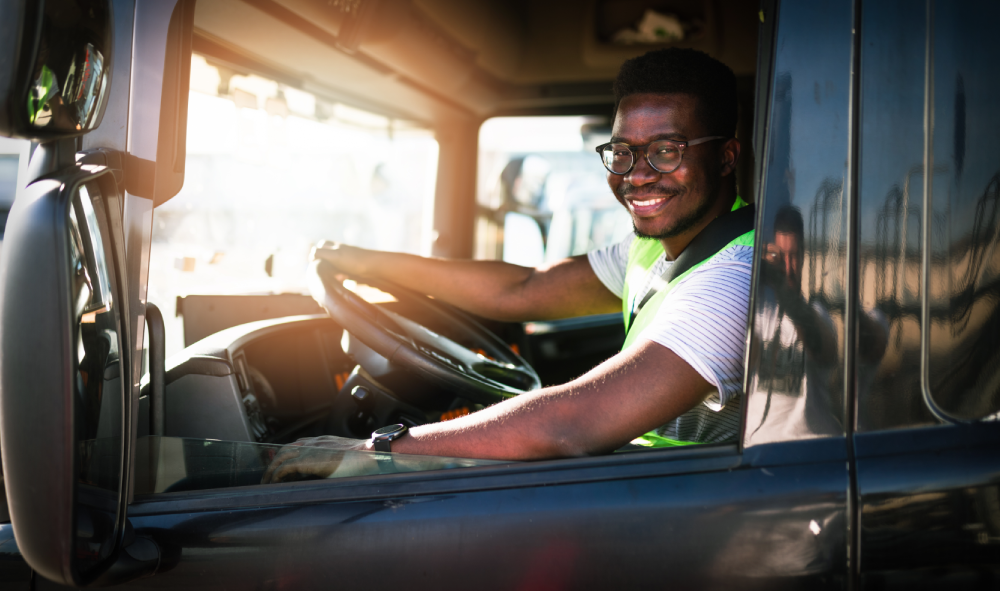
[620,197,754,448]
[622,196,754,350]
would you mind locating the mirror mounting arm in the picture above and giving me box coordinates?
[26,138,79,183]
[146,303,166,437]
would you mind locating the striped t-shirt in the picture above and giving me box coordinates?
[587,234,753,443]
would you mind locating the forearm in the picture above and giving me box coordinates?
[360,251,542,321]
[387,385,599,460]
[384,341,712,461]
[317,246,619,322]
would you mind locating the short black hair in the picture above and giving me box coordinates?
[612,48,738,137]
[774,205,804,240]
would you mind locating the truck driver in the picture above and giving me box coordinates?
[264,47,754,481]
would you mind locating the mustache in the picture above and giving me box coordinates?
[615,184,683,200]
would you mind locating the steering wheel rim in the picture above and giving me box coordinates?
[308,259,541,406]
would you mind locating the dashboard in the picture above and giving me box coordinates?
[138,313,486,446]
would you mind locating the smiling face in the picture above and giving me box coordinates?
[608,93,738,255]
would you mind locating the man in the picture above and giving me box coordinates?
[751,205,886,440]
[264,48,753,481]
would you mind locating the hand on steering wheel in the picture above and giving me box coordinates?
[312,241,374,277]
[307,251,541,407]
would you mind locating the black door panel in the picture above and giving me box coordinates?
[856,424,1000,589]
[113,448,847,590]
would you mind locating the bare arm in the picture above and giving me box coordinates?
[388,339,712,460]
[312,243,620,322]
[262,339,716,482]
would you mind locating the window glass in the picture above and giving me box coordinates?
[745,0,853,445]
[70,181,125,573]
[71,181,124,490]
[856,0,932,430]
[856,0,1000,430]
[147,56,440,357]
[133,436,502,494]
[924,1,1000,421]
[475,116,632,263]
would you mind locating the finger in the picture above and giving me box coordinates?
[313,245,341,259]
[262,448,302,483]
[293,436,339,448]
[272,456,337,483]
[272,460,312,483]
[273,446,303,462]
[312,245,335,262]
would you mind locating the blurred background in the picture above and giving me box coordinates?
[1,54,631,359]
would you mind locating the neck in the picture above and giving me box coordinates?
[659,187,737,260]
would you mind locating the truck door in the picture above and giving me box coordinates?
[852,1,1000,587]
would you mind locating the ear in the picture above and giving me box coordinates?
[720,138,741,177]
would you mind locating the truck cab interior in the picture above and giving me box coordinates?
[131,0,764,457]
[2,0,999,588]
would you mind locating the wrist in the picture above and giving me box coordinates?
[371,423,409,453]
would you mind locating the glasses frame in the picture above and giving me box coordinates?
[595,136,727,175]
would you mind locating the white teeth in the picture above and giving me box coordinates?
[631,198,665,207]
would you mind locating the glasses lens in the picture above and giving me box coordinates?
[602,144,633,174]
[647,141,681,172]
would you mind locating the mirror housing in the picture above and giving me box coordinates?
[0,0,114,141]
[0,162,128,586]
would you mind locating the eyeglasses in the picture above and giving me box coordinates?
[595,136,727,175]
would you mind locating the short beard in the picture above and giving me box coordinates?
[626,188,717,241]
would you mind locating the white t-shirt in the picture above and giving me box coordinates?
[587,233,754,443]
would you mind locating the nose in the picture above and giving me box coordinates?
[624,149,660,186]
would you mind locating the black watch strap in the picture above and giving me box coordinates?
[371,424,408,453]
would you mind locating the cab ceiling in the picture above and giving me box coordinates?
[193,0,759,125]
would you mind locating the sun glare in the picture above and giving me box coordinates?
[147,55,439,356]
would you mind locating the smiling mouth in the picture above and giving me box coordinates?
[626,195,672,215]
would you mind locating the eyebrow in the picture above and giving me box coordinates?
[608,132,688,144]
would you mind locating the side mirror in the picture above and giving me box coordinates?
[0,163,132,585]
[0,0,113,141]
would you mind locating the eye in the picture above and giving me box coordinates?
[653,144,679,156]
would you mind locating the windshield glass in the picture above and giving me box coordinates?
[147,56,439,356]
[475,116,632,266]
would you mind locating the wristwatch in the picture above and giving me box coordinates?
[371,423,408,453]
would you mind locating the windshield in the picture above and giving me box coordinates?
[147,56,440,356]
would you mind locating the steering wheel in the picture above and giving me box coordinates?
[308,259,541,407]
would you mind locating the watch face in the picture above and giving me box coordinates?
[373,424,405,439]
